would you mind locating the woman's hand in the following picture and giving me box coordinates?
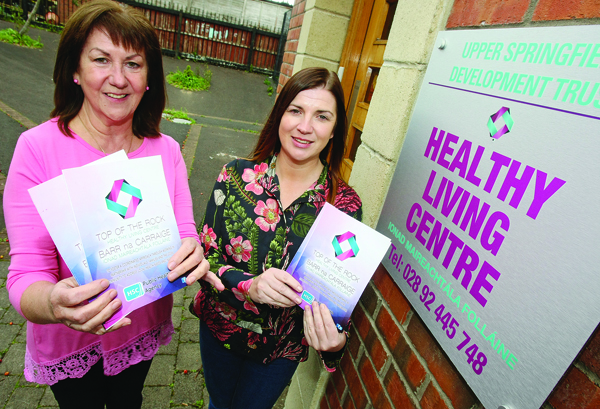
[248,268,302,308]
[49,277,131,334]
[20,278,131,335]
[167,237,224,291]
[303,302,346,352]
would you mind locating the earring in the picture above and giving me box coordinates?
[146,86,149,91]
[74,79,79,84]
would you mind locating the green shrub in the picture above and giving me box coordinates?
[0,6,24,25]
[0,28,43,48]
[166,64,211,91]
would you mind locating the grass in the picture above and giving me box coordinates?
[162,108,196,124]
[264,76,274,96]
[166,64,212,91]
[240,129,260,134]
[0,28,43,48]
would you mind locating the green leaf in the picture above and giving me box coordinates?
[242,218,254,231]
[291,213,316,237]
[269,240,282,253]
[247,225,259,275]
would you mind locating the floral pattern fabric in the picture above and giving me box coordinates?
[191,155,362,369]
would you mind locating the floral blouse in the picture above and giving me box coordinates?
[191,155,362,369]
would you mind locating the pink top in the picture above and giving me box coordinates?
[4,119,198,385]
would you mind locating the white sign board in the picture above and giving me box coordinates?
[376,25,600,409]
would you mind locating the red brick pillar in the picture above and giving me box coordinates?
[277,0,306,94]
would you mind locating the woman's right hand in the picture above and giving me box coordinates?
[51,277,131,334]
[248,268,303,308]
[22,278,130,335]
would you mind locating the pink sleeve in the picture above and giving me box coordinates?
[4,134,60,317]
[170,139,199,243]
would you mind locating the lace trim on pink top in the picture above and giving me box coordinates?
[24,320,173,385]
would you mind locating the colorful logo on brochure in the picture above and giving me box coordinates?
[332,231,359,261]
[487,106,514,140]
[105,179,142,219]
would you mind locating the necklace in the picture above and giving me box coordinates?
[78,116,134,155]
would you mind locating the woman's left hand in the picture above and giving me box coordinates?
[167,237,224,290]
[303,301,346,352]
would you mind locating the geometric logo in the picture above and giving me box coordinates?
[487,106,514,140]
[332,231,359,261]
[105,179,142,219]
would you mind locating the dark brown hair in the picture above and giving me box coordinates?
[51,0,166,137]
[250,67,347,203]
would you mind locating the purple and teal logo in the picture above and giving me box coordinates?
[332,231,359,261]
[487,106,514,140]
[105,179,142,219]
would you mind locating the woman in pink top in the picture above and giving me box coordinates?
[3,1,222,407]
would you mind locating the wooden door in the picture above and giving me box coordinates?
[339,0,397,181]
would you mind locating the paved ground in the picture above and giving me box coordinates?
[0,21,285,409]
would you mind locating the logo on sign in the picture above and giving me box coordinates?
[487,106,514,140]
[332,231,359,261]
[105,179,142,219]
[124,283,144,301]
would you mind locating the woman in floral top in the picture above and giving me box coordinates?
[191,67,362,409]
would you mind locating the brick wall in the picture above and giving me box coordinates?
[318,1,600,408]
[324,263,600,409]
[447,0,600,27]
[277,0,306,93]
[323,265,480,409]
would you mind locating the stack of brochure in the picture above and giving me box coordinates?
[29,151,185,328]
[287,203,391,329]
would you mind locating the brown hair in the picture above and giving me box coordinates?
[250,67,347,203]
[51,0,166,138]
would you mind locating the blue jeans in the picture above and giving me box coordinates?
[199,320,299,409]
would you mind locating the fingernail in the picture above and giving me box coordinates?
[112,300,121,310]
[101,280,109,288]
[168,262,175,270]
[296,298,302,304]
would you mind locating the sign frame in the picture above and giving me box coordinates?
[376,25,600,409]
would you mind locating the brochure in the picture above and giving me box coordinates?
[28,151,128,285]
[62,155,185,329]
[29,153,185,329]
[287,203,391,328]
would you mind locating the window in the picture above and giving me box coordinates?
[380,0,398,40]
